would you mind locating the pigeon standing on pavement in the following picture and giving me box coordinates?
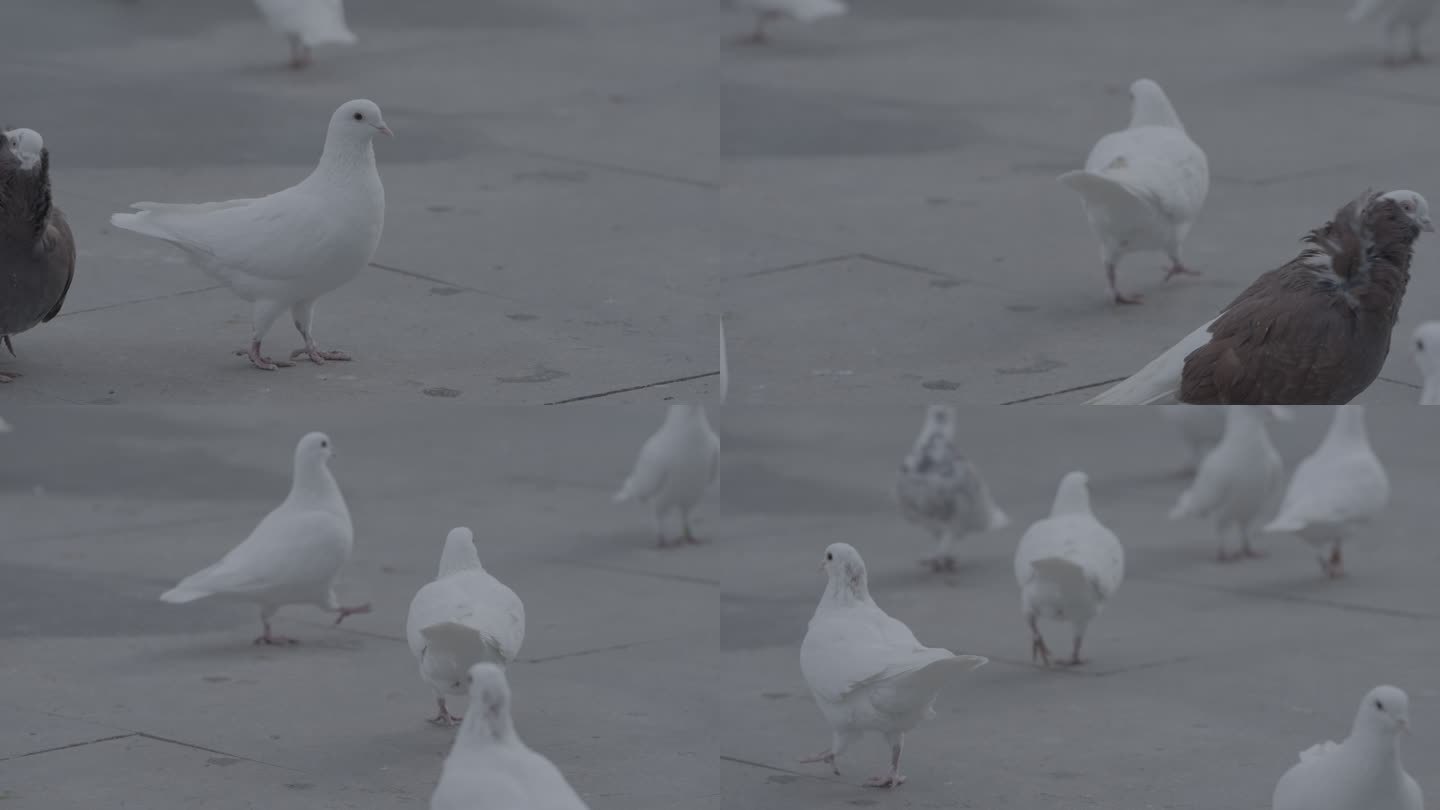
[110,100,389,371]
[895,404,1010,572]
[1272,685,1422,810]
[1348,0,1440,65]
[1161,405,1293,471]
[613,319,725,547]
[1014,472,1125,667]
[799,543,988,788]
[1169,407,1285,562]
[1058,78,1209,304]
[731,0,848,44]
[406,527,525,726]
[0,128,75,384]
[429,663,591,810]
[1264,405,1389,578]
[160,432,372,643]
[1414,321,1440,403]
[252,0,357,68]
[1089,190,1434,404]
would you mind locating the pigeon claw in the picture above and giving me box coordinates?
[253,634,299,646]
[1163,263,1201,282]
[333,603,372,626]
[0,371,18,383]
[1114,291,1145,305]
[238,347,295,371]
[428,712,463,727]
[290,347,353,365]
[1031,636,1051,667]
[863,775,906,788]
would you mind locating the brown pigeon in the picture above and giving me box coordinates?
[1089,190,1433,404]
[0,128,75,383]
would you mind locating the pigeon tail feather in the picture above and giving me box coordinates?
[1058,169,1157,229]
[1029,556,1091,601]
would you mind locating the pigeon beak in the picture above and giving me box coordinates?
[1400,717,1412,734]
[377,125,394,138]
[1421,217,1435,233]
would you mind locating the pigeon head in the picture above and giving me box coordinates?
[295,431,335,464]
[1127,78,1182,130]
[1356,685,1412,736]
[4,128,44,170]
[437,526,482,577]
[1378,190,1434,233]
[820,543,869,600]
[331,99,392,140]
[463,663,515,742]
[923,404,957,438]
[1049,471,1093,518]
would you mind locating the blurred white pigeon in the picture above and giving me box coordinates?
[1169,407,1285,562]
[895,404,1010,572]
[1014,472,1125,667]
[1272,685,1422,810]
[252,0,357,69]
[1058,78,1209,304]
[406,527,525,726]
[1348,0,1439,65]
[1161,405,1293,470]
[160,432,370,644]
[1414,321,1440,404]
[799,543,988,788]
[430,663,591,810]
[110,99,389,371]
[1264,404,1388,578]
[733,0,848,44]
[612,319,725,547]
[0,416,10,432]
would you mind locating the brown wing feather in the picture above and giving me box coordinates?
[40,208,76,323]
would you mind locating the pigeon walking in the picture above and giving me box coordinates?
[799,543,987,788]
[252,0,357,69]
[1058,78,1209,304]
[0,128,75,383]
[1169,407,1285,562]
[1014,472,1125,667]
[406,527,525,726]
[895,404,1009,572]
[1264,405,1388,578]
[111,100,389,371]
[160,432,371,643]
[1161,405,1293,471]
[1414,321,1440,403]
[1348,0,1439,65]
[732,0,848,44]
[430,663,591,810]
[1272,685,1422,810]
[1090,190,1434,404]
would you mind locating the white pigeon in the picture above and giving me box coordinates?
[1348,0,1440,65]
[252,0,357,69]
[1161,405,1294,470]
[430,663,591,810]
[160,432,370,644]
[0,415,10,432]
[1169,407,1285,562]
[406,527,525,726]
[733,0,848,43]
[1272,685,1422,810]
[798,543,988,788]
[895,404,1010,572]
[110,99,389,371]
[1058,78,1209,304]
[1414,321,1440,404]
[1263,404,1389,578]
[1014,471,1125,667]
[612,319,725,547]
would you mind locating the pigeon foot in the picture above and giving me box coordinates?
[0,372,18,383]
[1164,263,1201,281]
[239,344,295,371]
[290,347,353,365]
[253,633,299,646]
[429,699,462,726]
[1031,635,1051,667]
[864,774,906,788]
[333,603,372,626]
[1114,291,1144,305]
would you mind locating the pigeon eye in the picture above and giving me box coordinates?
[353,112,363,121]
[1376,699,1385,710]
[1419,340,1426,352]
[321,440,328,448]
[826,552,833,561]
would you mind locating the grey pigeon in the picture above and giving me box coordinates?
[0,128,75,383]
[1090,190,1434,404]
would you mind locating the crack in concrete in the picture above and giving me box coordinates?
[135,731,302,771]
[719,755,835,782]
[1135,574,1439,621]
[56,285,224,319]
[0,732,138,762]
[544,371,719,404]
[367,262,521,303]
[1002,378,1120,404]
[523,635,685,665]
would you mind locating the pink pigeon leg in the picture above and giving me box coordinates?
[1106,262,1143,305]
[254,607,299,645]
[429,696,462,726]
[863,735,906,788]
[1029,614,1051,667]
[239,339,295,371]
[289,300,352,365]
[288,35,312,69]
[333,603,372,626]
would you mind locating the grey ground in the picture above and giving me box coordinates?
[3,0,1440,808]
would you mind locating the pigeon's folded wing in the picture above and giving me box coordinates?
[803,609,948,704]
[162,510,347,601]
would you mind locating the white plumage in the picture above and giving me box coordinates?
[1161,405,1293,469]
[1272,685,1422,810]
[430,663,591,810]
[1414,321,1440,404]
[1014,471,1125,667]
[252,0,357,68]
[159,432,370,644]
[110,99,389,371]
[1264,405,1389,578]
[733,0,848,43]
[1348,0,1440,64]
[799,543,987,788]
[1169,407,1285,562]
[895,404,1010,572]
[406,527,525,726]
[1058,78,1209,305]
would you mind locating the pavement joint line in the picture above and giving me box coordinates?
[499,144,718,190]
[0,732,138,763]
[718,755,834,782]
[56,285,225,319]
[366,261,522,303]
[543,371,720,404]
[1134,574,1440,620]
[1001,378,1123,404]
[741,254,859,279]
[522,635,684,665]
[553,558,720,586]
[134,731,302,772]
